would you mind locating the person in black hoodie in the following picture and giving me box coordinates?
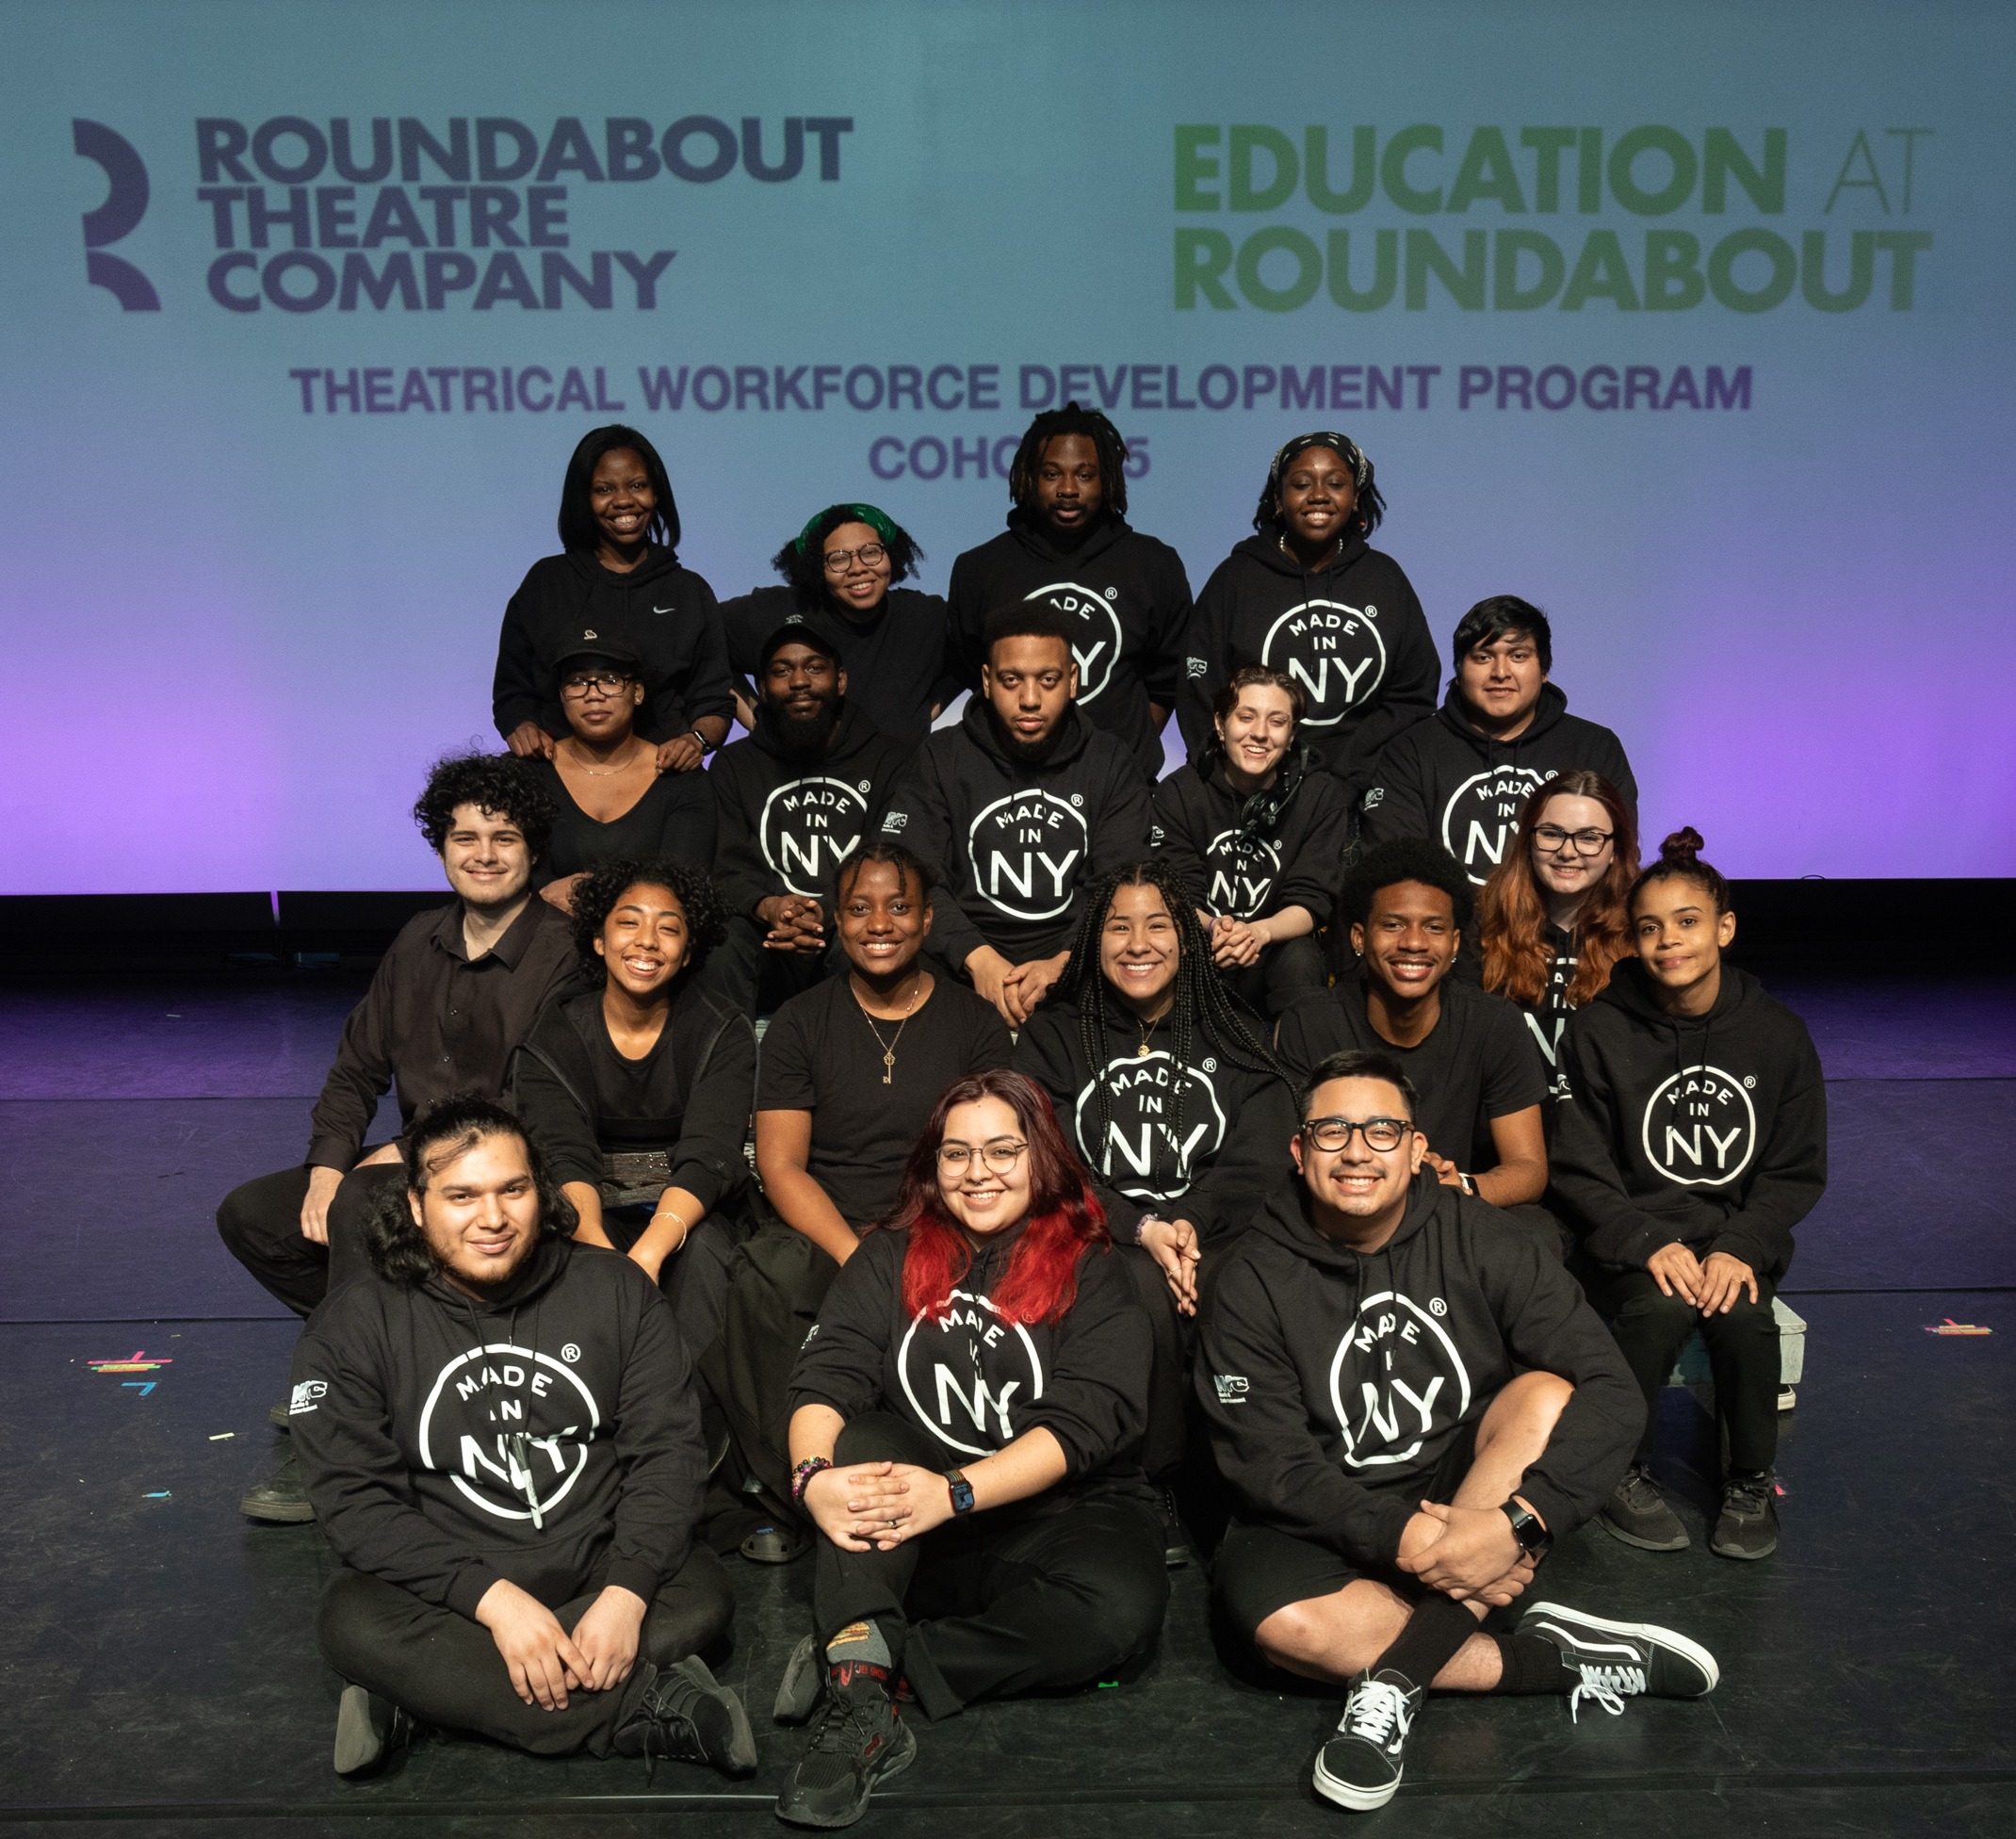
[512,858,755,1363]
[1553,829,1827,1564]
[494,425,734,773]
[721,504,957,751]
[1199,1048,1715,1813]
[1180,433,1438,806]
[1361,597,1637,886]
[292,1097,755,1780]
[772,1068,1165,1829]
[1151,664,1350,1016]
[950,403,1193,780]
[878,602,1151,1025]
[703,625,914,1016]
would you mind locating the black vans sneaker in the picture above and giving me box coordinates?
[1710,1471,1780,1560]
[1311,1668,1423,1811]
[775,1664,917,1829]
[612,1656,757,1775]
[1599,1464,1689,1552]
[1517,1603,1718,1721]
[332,1684,411,1777]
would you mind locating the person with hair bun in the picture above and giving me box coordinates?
[1150,663,1350,1016]
[1476,772,1640,1108]
[1553,829,1828,1563]
[1180,432,1438,806]
[772,1069,1168,1829]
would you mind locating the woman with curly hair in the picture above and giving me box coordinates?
[772,1068,1168,1829]
[512,856,753,1358]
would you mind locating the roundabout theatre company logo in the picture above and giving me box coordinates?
[760,775,873,898]
[965,790,1087,922]
[1642,1064,1757,1187]
[1260,599,1386,726]
[898,1289,1044,1459]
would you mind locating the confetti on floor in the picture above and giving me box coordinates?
[89,1350,172,1374]
[142,1491,171,1500]
[208,1432,235,1441]
[1924,1318,1992,1336]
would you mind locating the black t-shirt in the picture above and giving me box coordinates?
[527,757,718,882]
[1275,975,1544,1171]
[757,973,1014,1228]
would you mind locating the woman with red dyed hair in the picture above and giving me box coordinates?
[771,1069,1169,1829]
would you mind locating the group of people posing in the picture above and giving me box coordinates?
[215,412,1828,1824]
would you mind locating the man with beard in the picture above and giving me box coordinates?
[705,627,912,1015]
[878,603,1151,1025]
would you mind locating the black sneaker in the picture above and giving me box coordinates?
[773,1634,822,1724]
[1710,1471,1780,1560]
[332,1683,411,1777]
[1158,1486,1191,1569]
[1517,1603,1719,1721]
[613,1656,757,1775]
[1311,1668,1422,1811]
[268,1400,292,1432]
[239,1446,316,1523]
[1599,1464,1689,1552]
[775,1664,918,1829]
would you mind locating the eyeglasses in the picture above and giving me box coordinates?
[1300,1115,1413,1153]
[1531,823,1615,856]
[936,1137,1028,1177]
[822,543,887,573]
[561,672,632,698]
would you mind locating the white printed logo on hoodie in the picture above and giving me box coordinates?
[967,789,1089,921]
[1026,582,1125,705]
[1642,1065,1757,1187]
[1260,600,1387,728]
[760,775,872,896]
[1074,1051,1227,1202]
[1327,1290,1472,1469]
[417,1341,603,1524]
[898,1288,1045,1458]
[1439,766,1549,887]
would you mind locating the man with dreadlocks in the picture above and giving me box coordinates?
[949,402,1194,780]
[1179,432,1439,809]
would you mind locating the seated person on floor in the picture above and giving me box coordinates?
[772,1069,1168,1830]
[878,602,1150,1025]
[1199,1050,1715,1814]
[1149,665,1350,1017]
[217,752,580,1524]
[526,637,717,914]
[1477,771,1640,1111]
[1276,838,1555,1255]
[293,1097,754,1782]
[512,857,754,1365]
[704,625,912,1016]
[1553,828,1827,1564]
[1359,594,1637,889]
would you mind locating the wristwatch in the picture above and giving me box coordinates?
[1502,1500,1553,1556]
[944,1469,975,1516]
[1457,1172,1478,1198]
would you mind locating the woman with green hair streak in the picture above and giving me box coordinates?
[720,502,957,749]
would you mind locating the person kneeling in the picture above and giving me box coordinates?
[1199,1050,1717,1814]
[773,1069,1169,1829]
[290,1098,755,1781]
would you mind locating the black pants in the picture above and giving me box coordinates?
[317,1546,734,1758]
[216,1159,408,1317]
[698,917,838,1018]
[1585,1266,1780,1472]
[814,1413,1169,1720]
[602,1205,737,1364]
[1117,1243,1192,1483]
[1220,935,1329,1020]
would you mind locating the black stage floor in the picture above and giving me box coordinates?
[2,966,2012,1836]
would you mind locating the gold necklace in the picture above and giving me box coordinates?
[856,974,924,1084]
[1134,1009,1162,1058]
[562,738,647,777]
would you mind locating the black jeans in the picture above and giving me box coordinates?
[1585,1266,1781,1472]
[1220,934,1330,1020]
[602,1204,737,1364]
[216,1159,408,1317]
[317,1546,734,1758]
[1116,1242,1192,1483]
[697,916,837,1018]
[814,1413,1168,1720]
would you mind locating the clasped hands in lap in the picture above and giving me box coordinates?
[474,1577,650,1712]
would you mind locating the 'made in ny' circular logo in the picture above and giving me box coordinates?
[898,1287,1045,1457]
[1075,1050,1227,1201]
[1440,766,1548,887]
[1642,1064,1758,1187]
[416,1341,602,1523]
[1327,1289,1471,1470]
[1204,828,1283,919]
[967,789,1088,921]
[759,774,870,896]
[1027,582,1124,705]
[1260,599,1386,728]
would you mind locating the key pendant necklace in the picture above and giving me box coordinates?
[857,975,923,1084]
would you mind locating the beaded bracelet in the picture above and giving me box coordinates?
[790,1456,834,1505]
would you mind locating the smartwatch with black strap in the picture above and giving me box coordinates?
[1503,1499,1553,1557]
[945,1469,975,1516]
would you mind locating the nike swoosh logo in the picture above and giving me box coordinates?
[652,605,675,615]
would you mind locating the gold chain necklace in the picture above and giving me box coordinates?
[562,738,648,777]
[856,975,924,1084]
[1134,1010,1162,1058]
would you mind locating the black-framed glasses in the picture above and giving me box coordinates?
[1531,823,1614,856]
[560,672,632,698]
[822,543,887,573]
[1300,1115,1413,1153]
[937,1137,1028,1176]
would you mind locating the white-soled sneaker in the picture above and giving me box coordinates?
[1311,1668,1423,1811]
[1518,1601,1719,1721]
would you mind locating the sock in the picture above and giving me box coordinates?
[1490,1632,1582,1696]
[1367,1593,1480,1693]
[824,1619,893,1690]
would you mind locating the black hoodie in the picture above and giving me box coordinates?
[1360,684,1638,886]
[1551,961,1827,1279]
[720,584,959,752]
[877,698,1151,968]
[1015,1001,1298,1245]
[949,512,1194,780]
[1179,533,1439,799]
[1197,1175,1641,1567]
[707,702,914,920]
[789,1222,1151,1509]
[493,548,736,746]
[1148,748,1352,925]
[289,1235,704,1617]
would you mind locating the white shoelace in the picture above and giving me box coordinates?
[1569,1663,1646,1722]
[1342,1678,1413,1749]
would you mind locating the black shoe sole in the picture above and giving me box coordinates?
[1312,1749,1402,1812]
[1598,1510,1689,1554]
[775,1718,918,1829]
[269,1402,292,1431]
[239,1494,317,1524]
[1708,1530,1779,1561]
[333,1684,407,1776]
